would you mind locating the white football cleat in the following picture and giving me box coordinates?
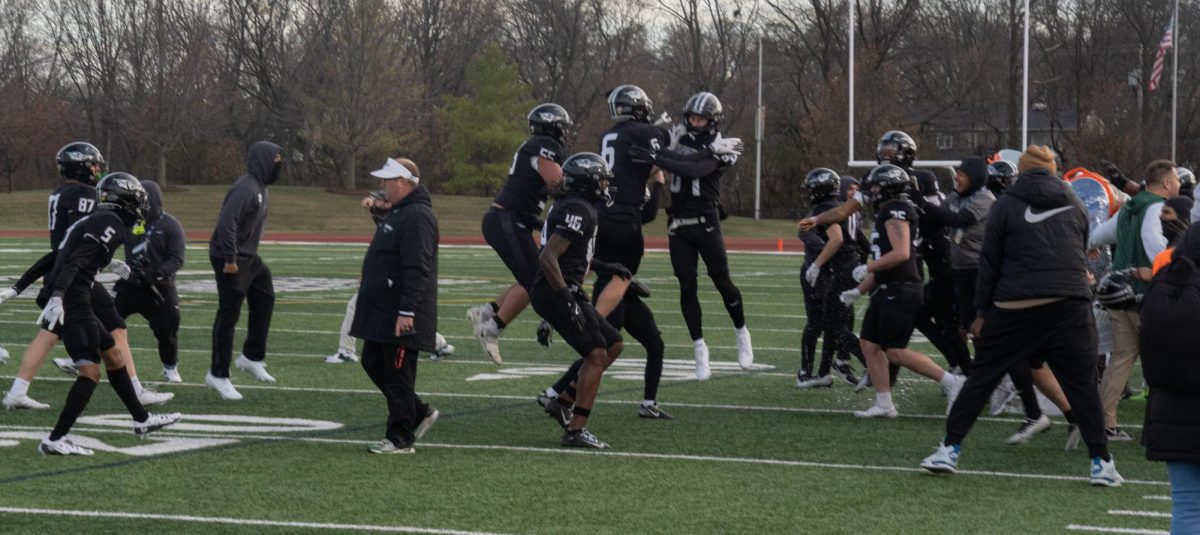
[134,412,182,437]
[943,374,966,416]
[3,392,50,410]
[205,372,243,401]
[693,339,711,381]
[854,403,899,419]
[40,437,94,456]
[0,346,9,363]
[988,376,1017,416]
[161,367,183,383]
[735,327,754,368]
[137,389,174,407]
[432,333,455,360]
[53,358,78,378]
[324,352,359,364]
[235,354,276,383]
[1006,414,1052,445]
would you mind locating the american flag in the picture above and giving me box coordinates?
[1149,13,1175,91]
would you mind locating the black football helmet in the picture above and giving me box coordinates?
[56,142,105,185]
[559,153,613,204]
[608,85,654,122]
[864,164,914,208]
[987,160,1017,195]
[96,172,150,225]
[528,103,574,147]
[876,131,917,169]
[804,168,841,201]
[682,91,723,137]
[1177,166,1195,198]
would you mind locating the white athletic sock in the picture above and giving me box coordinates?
[694,338,706,348]
[642,399,656,407]
[939,372,958,389]
[9,378,30,398]
[875,392,893,408]
[544,387,559,399]
[131,376,144,395]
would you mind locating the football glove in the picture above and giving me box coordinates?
[710,134,745,156]
[852,265,869,283]
[0,287,16,305]
[106,259,132,280]
[668,123,687,149]
[557,288,586,332]
[839,288,862,307]
[804,263,821,286]
[591,260,632,281]
[38,296,65,329]
[536,319,554,347]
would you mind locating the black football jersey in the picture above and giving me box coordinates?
[871,199,922,284]
[598,121,670,222]
[46,209,125,301]
[48,182,97,250]
[667,136,736,218]
[494,136,564,219]
[535,197,597,288]
[802,199,856,263]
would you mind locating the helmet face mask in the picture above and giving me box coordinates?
[682,92,722,138]
[96,172,149,226]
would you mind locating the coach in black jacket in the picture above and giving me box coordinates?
[351,157,439,454]
[922,145,1122,486]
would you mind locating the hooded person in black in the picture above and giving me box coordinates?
[206,141,282,400]
[113,180,186,382]
[921,146,1121,487]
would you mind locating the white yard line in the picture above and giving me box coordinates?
[0,507,513,535]
[0,423,1169,487]
[0,376,1138,430]
[1107,510,1172,519]
[1066,526,1169,534]
[1141,495,1171,501]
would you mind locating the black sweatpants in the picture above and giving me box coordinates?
[210,255,275,378]
[953,267,1038,416]
[915,273,970,371]
[113,280,180,367]
[669,221,745,341]
[944,298,1109,460]
[361,341,428,446]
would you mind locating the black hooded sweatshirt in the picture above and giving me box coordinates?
[975,168,1092,311]
[209,141,280,263]
[124,180,185,286]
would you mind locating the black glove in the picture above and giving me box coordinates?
[718,204,729,221]
[536,319,554,347]
[591,259,632,280]
[1099,159,1130,190]
[557,287,586,331]
[628,145,658,165]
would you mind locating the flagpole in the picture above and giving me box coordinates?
[1022,0,1030,149]
[1172,0,1179,162]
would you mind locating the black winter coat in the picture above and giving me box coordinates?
[350,186,439,352]
[975,169,1093,311]
[1140,252,1200,463]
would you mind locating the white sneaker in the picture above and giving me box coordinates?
[0,346,9,363]
[53,358,78,378]
[39,437,94,456]
[735,327,754,369]
[3,392,50,410]
[161,367,182,383]
[205,372,243,401]
[943,374,966,416]
[1090,455,1124,487]
[795,374,834,390]
[137,389,174,407]
[1006,414,1052,445]
[324,352,359,364]
[133,412,182,437]
[920,442,960,474]
[235,354,276,383]
[432,333,455,360]
[854,403,898,418]
[988,376,1017,416]
[466,304,492,331]
[1064,424,1082,451]
[693,340,711,381]
[414,407,439,441]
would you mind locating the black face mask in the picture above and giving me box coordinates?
[1164,218,1188,245]
[266,161,282,185]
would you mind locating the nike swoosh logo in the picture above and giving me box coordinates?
[1024,205,1074,223]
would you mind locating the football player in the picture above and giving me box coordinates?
[467,104,572,365]
[529,153,623,448]
[1,143,171,410]
[629,91,750,379]
[839,165,965,418]
[36,173,180,455]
